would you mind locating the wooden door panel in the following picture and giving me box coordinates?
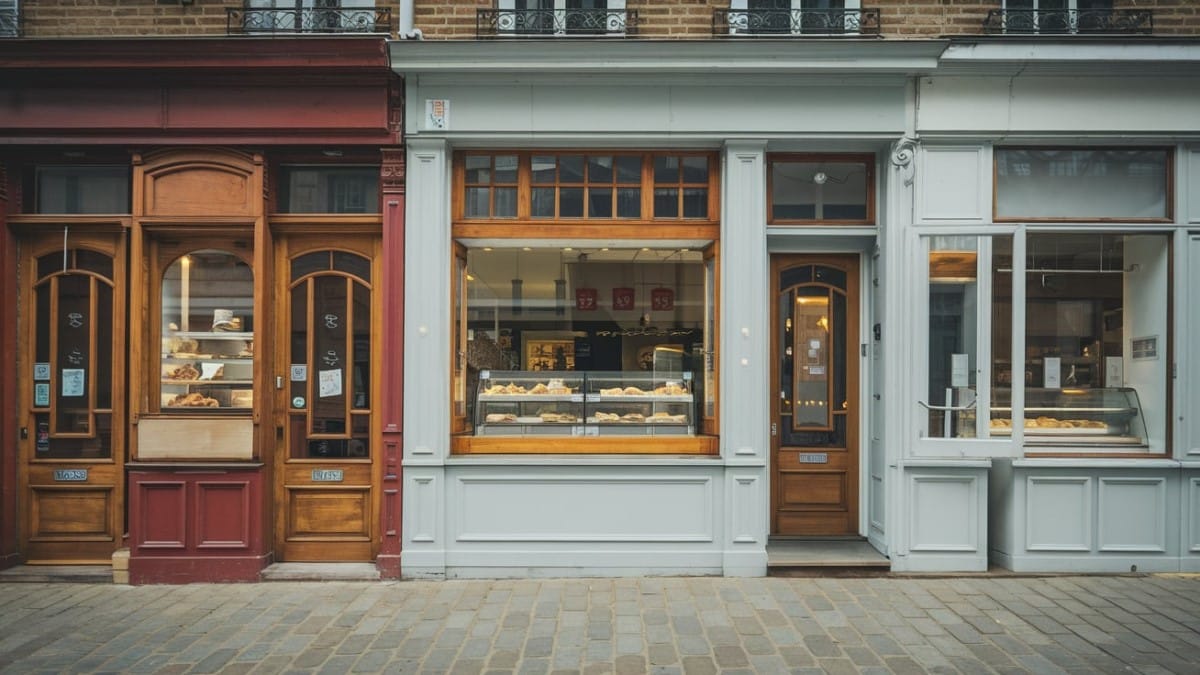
[770,255,860,536]
[286,489,371,539]
[29,486,114,538]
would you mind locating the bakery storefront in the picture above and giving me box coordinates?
[0,38,404,582]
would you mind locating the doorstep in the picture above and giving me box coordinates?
[0,564,113,583]
[259,562,381,582]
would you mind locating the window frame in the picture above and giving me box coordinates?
[450,149,721,456]
[993,147,1173,223]
[767,153,876,226]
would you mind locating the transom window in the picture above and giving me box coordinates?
[995,148,1170,221]
[457,151,717,222]
[768,154,874,224]
[34,166,130,215]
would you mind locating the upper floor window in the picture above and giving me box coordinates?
[457,152,717,222]
[278,166,380,214]
[769,154,874,224]
[719,1,878,37]
[35,166,130,215]
[0,0,20,38]
[236,0,389,35]
[985,1,1152,35]
[995,148,1171,221]
[482,1,633,37]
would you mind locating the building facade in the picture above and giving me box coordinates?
[1,1,1198,582]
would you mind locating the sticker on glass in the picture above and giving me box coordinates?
[292,396,306,408]
[61,369,85,397]
[318,369,343,398]
[290,364,307,382]
[35,383,50,407]
[34,363,51,381]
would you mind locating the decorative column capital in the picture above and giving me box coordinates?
[890,136,918,186]
[381,148,406,195]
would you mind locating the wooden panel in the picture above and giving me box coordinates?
[137,416,253,460]
[148,168,250,216]
[779,472,845,509]
[286,488,371,539]
[195,481,252,549]
[134,481,188,549]
[29,487,112,539]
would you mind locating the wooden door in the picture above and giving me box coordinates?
[275,235,381,561]
[770,255,860,536]
[19,232,126,563]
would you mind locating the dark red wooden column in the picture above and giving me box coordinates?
[377,146,405,579]
[0,160,18,569]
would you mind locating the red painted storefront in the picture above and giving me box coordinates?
[0,38,404,582]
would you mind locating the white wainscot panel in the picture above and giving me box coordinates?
[1025,476,1091,552]
[1098,478,1167,553]
[917,146,987,222]
[1190,151,1200,223]
[1190,478,1200,553]
[909,475,979,552]
[456,476,715,542]
[728,473,759,544]
[406,473,439,543]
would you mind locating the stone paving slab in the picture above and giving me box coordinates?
[0,576,1198,674]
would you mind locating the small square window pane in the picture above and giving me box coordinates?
[615,156,642,183]
[494,188,517,217]
[532,187,555,218]
[532,156,556,184]
[589,188,612,218]
[560,188,584,217]
[682,156,709,183]
[683,188,707,218]
[36,166,130,214]
[494,155,519,183]
[654,157,679,183]
[588,156,613,183]
[654,188,678,218]
[465,156,491,184]
[617,188,640,218]
[465,187,490,217]
[560,155,585,183]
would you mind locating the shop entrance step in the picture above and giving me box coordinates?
[259,562,381,582]
[766,537,891,577]
[0,564,113,583]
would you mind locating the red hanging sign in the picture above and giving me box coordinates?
[612,287,635,311]
[651,288,675,311]
[575,288,598,311]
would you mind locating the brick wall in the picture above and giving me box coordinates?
[20,0,234,37]
[413,1,1198,40]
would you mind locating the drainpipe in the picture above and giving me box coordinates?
[398,0,423,39]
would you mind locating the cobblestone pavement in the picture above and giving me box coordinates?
[2,575,1200,674]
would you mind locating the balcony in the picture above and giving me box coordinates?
[1,4,21,38]
[227,6,392,35]
[713,8,881,37]
[983,9,1153,35]
[476,8,638,38]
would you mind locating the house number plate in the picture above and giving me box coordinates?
[798,453,828,464]
[311,469,344,482]
[54,469,89,482]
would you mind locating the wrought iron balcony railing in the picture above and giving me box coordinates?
[477,8,638,38]
[1,5,22,38]
[227,6,392,36]
[713,8,881,37]
[983,9,1152,35]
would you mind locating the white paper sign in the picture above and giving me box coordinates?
[318,369,342,398]
[950,353,970,388]
[290,364,307,382]
[199,362,223,381]
[34,363,51,381]
[61,369,85,397]
[35,383,50,407]
[1043,357,1061,389]
[426,99,449,130]
[1105,356,1124,387]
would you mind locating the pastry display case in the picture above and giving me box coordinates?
[474,370,694,436]
[990,387,1147,447]
[161,331,254,410]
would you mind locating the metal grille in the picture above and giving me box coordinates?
[983,9,1153,35]
[477,8,638,37]
[713,8,881,36]
[227,6,392,35]
[0,2,21,38]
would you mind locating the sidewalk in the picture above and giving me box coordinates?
[1,575,1198,674]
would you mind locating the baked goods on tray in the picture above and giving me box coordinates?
[168,392,219,408]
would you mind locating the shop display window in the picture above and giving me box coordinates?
[768,154,874,224]
[920,231,1171,455]
[34,166,130,214]
[158,249,254,412]
[995,148,1170,221]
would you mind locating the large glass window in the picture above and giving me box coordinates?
[920,231,1171,455]
[996,148,1170,220]
[159,249,255,412]
[35,166,130,214]
[278,166,379,214]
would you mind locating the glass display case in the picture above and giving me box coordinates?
[991,387,1147,448]
[161,332,254,410]
[474,370,694,436]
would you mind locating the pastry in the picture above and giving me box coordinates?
[168,392,219,407]
[167,363,200,381]
[600,387,624,396]
[594,412,620,422]
[653,384,688,396]
[622,386,646,395]
[619,412,645,423]
[485,413,517,423]
[529,383,550,395]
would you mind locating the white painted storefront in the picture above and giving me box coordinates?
[392,39,1200,577]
